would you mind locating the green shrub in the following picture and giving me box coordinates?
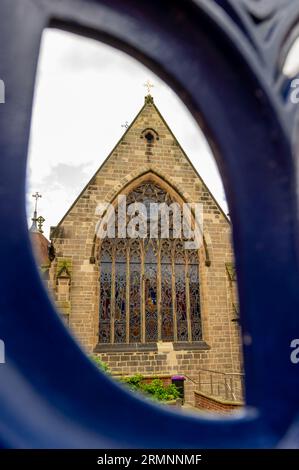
[142,379,181,402]
[120,373,144,392]
[120,375,181,402]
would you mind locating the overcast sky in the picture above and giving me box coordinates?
[27,29,230,237]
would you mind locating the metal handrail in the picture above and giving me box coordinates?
[197,367,244,377]
[197,368,245,402]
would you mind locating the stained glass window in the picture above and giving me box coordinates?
[114,240,126,343]
[129,240,141,342]
[98,180,202,345]
[175,240,189,341]
[161,240,173,341]
[189,250,202,341]
[99,240,112,343]
[145,241,158,342]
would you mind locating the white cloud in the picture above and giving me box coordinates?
[27,29,227,237]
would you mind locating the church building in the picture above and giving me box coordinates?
[36,94,242,406]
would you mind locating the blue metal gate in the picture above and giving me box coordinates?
[0,0,299,448]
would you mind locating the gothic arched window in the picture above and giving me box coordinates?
[98,180,202,345]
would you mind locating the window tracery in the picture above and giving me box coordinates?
[98,180,202,344]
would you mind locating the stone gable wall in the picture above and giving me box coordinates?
[48,98,243,403]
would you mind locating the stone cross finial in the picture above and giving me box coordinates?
[37,215,45,234]
[32,191,42,214]
[30,192,42,232]
[144,79,154,95]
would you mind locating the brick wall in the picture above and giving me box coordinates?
[194,391,243,413]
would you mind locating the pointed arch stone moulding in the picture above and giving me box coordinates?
[95,175,209,350]
[89,168,211,266]
[140,128,160,143]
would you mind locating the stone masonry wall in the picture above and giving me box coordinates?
[95,348,209,405]
[48,96,243,387]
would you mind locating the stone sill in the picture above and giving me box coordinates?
[173,341,210,351]
[194,390,244,407]
[94,341,210,353]
[113,373,171,380]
